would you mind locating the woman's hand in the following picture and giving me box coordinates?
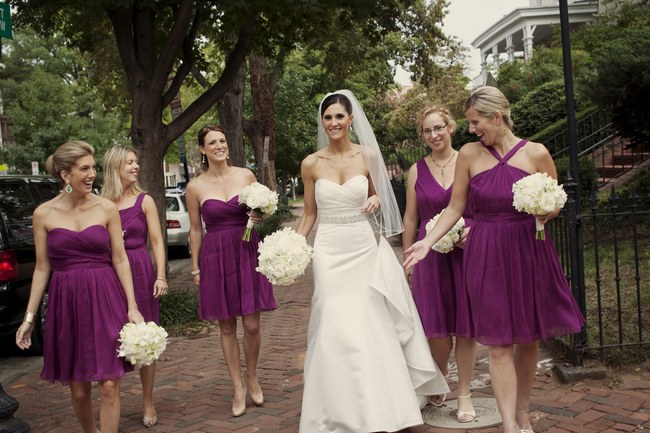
[153,278,168,299]
[361,195,380,214]
[193,274,200,288]
[456,227,471,249]
[403,239,433,271]
[248,210,263,224]
[533,211,552,225]
[15,322,34,350]
[128,308,145,324]
[404,267,413,287]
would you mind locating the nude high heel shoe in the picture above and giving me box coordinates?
[232,381,246,417]
[456,394,476,423]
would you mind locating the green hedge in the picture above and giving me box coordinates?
[512,79,570,139]
[555,155,598,204]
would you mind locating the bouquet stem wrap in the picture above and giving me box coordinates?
[238,182,279,241]
[535,218,545,240]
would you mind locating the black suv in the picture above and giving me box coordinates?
[0,175,60,355]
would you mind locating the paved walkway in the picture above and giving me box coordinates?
[2,205,650,432]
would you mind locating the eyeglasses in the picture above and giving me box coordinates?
[422,123,448,136]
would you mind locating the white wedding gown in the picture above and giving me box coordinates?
[299,175,449,433]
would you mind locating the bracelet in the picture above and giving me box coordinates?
[156,277,167,282]
[24,311,36,325]
[190,269,200,276]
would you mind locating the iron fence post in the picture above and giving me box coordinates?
[560,0,588,365]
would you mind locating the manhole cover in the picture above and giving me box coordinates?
[422,397,502,429]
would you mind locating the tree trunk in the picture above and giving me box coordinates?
[248,51,277,191]
[218,61,247,168]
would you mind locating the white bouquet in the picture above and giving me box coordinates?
[117,322,168,366]
[239,182,279,241]
[512,172,568,240]
[256,227,313,286]
[425,210,465,254]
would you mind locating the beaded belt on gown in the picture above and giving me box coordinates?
[319,212,368,225]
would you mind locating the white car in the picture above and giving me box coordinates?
[166,192,191,257]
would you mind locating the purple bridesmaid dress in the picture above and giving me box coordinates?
[464,140,585,345]
[120,193,160,323]
[41,225,133,384]
[411,158,474,338]
[198,196,276,320]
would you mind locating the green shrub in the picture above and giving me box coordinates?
[512,79,570,139]
[160,287,199,328]
[555,155,598,204]
[255,200,296,240]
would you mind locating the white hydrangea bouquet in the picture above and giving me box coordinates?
[425,210,465,253]
[117,322,168,366]
[256,227,313,285]
[239,182,279,241]
[512,172,568,240]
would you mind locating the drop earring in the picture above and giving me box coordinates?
[201,154,207,164]
[497,126,507,136]
[65,180,72,194]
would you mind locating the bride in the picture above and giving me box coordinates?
[296,90,449,433]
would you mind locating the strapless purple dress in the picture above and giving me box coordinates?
[411,158,474,338]
[41,225,133,384]
[464,140,585,345]
[198,196,276,320]
[120,193,159,323]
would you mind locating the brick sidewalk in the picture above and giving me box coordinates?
[4,205,650,432]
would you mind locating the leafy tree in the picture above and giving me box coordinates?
[0,29,127,173]
[574,0,650,147]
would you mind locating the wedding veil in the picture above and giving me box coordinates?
[316,89,404,238]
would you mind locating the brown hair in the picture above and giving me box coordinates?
[197,124,229,170]
[45,140,95,181]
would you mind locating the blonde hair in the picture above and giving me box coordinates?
[101,144,145,202]
[45,141,95,181]
[464,86,514,129]
[416,106,457,138]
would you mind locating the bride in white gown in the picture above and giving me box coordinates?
[296,90,449,433]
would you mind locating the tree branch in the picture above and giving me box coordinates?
[165,24,254,143]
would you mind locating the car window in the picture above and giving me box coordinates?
[166,197,180,212]
[31,180,60,203]
[179,195,187,211]
[0,181,37,241]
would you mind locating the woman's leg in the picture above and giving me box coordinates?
[428,336,452,405]
[429,337,453,377]
[139,363,157,423]
[70,381,96,433]
[514,342,539,430]
[219,317,246,416]
[455,337,478,420]
[487,344,519,433]
[98,379,121,433]
[242,312,264,405]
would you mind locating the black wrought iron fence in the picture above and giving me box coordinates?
[549,186,650,362]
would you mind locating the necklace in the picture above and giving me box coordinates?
[429,150,457,188]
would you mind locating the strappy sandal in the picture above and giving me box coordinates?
[456,393,476,423]
[517,409,535,433]
[429,394,446,407]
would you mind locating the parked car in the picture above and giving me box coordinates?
[166,191,191,257]
[0,175,61,355]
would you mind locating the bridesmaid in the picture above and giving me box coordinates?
[16,140,143,433]
[185,124,276,417]
[101,144,168,428]
[402,106,478,422]
[404,86,585,433]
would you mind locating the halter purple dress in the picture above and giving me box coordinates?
[464,140,585,345]
[198,196,276,320]
[41,225,133,384]
[120,193,159,323]
[412,158,474,338]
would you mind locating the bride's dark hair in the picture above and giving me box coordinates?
[320,93,353,117]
